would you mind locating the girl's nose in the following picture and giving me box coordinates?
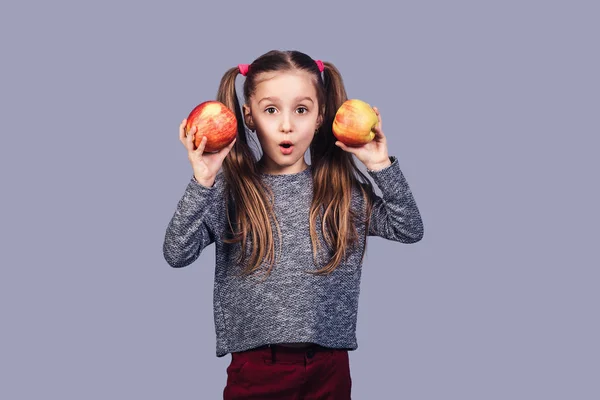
[279,114,293,132]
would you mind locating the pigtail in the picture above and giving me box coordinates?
[217,67,282,280]
[308,61,376,275]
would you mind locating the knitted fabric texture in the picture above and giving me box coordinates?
[163,156,424,357]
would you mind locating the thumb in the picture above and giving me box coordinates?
[335,140,355,154]
[218,138,237,159]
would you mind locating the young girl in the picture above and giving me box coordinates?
[163,49,424,399]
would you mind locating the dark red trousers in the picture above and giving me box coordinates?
[223,344,352,399]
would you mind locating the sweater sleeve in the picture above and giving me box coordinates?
[366,156,424,243]
[162,174,224,268]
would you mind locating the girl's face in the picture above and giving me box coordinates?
[243,70,323,175]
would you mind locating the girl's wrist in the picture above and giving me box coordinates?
[365,157,392,171]
[193,174,215,188]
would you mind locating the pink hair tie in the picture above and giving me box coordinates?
[315,59,325,72]
[238,64,250,76]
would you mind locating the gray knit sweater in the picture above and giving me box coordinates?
[163,156,424,357]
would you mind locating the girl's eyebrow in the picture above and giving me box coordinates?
[258,96,314,104]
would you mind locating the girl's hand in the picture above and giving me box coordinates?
[178,118,236,187]
[335,106,392,171]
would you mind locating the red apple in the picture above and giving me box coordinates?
[185,101,237,153]
[332,99,378,147]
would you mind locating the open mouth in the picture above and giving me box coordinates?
[279,141,294,154]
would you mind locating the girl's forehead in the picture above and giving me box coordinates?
[252,70,317,99]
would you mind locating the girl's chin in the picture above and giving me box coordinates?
[260,151,306,170]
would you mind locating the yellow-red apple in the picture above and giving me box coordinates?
[332,99,378,147]
[185,101,237,153]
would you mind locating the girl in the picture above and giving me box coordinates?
[163,49,424,399]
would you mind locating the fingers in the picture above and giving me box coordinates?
[179,119,187,143]
[180,118,197,151]
[184,127,206,155]
[371,106,385,139]
[180,120,205,154]
[186,126,198,151]
[194,134,208,154]
[373,106,382,126]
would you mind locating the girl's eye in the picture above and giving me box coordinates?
[264,106,308,114]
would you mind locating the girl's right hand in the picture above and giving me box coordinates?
[178,118,237,187]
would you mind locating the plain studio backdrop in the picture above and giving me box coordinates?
[1,1,598,399]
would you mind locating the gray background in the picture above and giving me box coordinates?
[1,0,598,399]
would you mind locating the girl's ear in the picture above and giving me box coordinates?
[243,104,255,130]
[317,104,326,128]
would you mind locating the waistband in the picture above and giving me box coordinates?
[254,343,332,352]
[232,343,342,364]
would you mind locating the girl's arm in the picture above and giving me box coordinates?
[162,175,223,267]
[335,106,423,243]
[366,156,424,243]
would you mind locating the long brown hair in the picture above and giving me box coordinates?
[216,50,375,278]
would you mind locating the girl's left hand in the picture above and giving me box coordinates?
[335,106,392,171]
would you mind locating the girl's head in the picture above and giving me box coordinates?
[216,50,374,278]
[241,62,323,175]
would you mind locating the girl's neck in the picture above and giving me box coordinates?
[257,158,310,176]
